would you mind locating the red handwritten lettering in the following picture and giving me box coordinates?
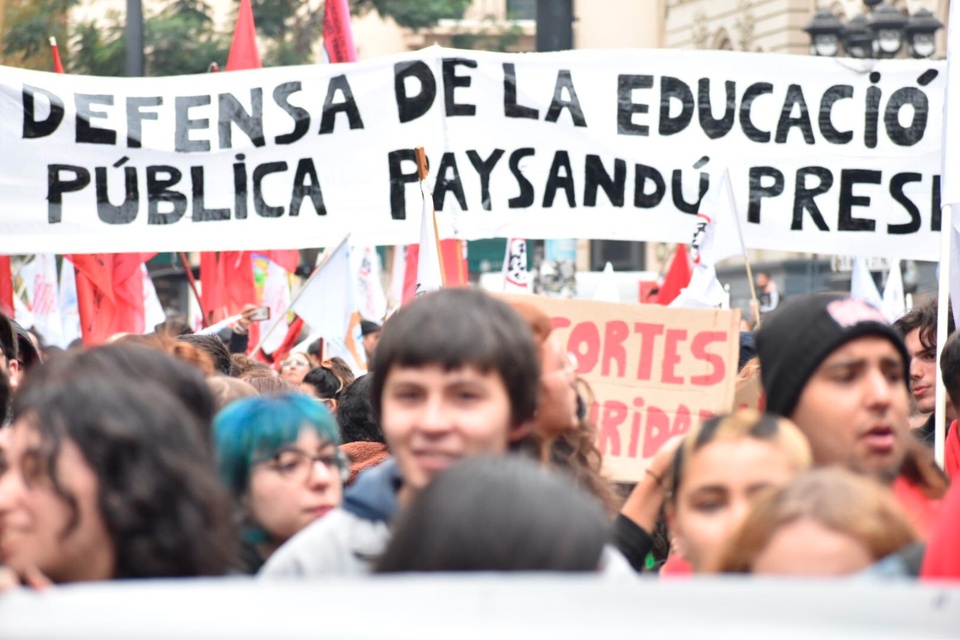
[690,331,727,386]
[634,322,665,381]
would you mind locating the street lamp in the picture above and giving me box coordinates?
[804,8,844,57]
[868,3,908,58]
[906,9,944,59]
[843,14,874,59]
[803,1,943,59]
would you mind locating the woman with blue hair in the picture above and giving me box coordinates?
[214,394,348,573]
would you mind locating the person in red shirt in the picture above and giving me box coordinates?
[755,294,948,537]
[936,331,960,481]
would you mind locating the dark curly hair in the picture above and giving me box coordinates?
[335,375,383,444]
[12,355,237,579]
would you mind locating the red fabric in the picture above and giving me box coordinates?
[441,239,468,287]
[199,251,225,324]
[659,553,693,576]
[657,245,691,305]
[946,419,960,481]
[323,0,358,63]
[261,315,305,367]
[400,240,467,306]
[921,482,960,581]
[260,250,300,273]
[226,0,262,71]
[50,39,64,74]
[892,475,942,539]
[0,256,14,318]
[71,253,154,346]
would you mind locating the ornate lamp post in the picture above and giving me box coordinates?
[804,8,844,57]
[804,1,943,59]
[906,8,945,59]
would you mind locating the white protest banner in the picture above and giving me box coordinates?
[0,48,945,259]
[503,294,739,482]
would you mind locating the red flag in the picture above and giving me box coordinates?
[261,315,305,366]
[441,239,468,287]
[657,245,692,306]
[260,250,300,273]
[49,37,65,73]
[0,256,14,318]
[323,0,358,63]
[71,253,154,345]
[200,251,226,324]
[401,239,468,305]
[226,0,262,71]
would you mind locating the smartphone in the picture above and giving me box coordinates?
[250,306,271,321]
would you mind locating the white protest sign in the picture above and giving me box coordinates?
[0,48,945,258]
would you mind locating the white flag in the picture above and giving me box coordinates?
[30,255,63,348]
[289,240,354,341]
[260,258,292,355]
[142,266,166,334]
[881,260,906,323]
[671,168,743,308]
[387,245,406,313]
[851,257,883,307]
[353,246,387,321]
[502,238,529,293]
[58,259,81,347]
[416,184,443,297]
[592,262,620,303]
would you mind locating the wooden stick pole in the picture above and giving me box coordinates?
[178,252,208,328]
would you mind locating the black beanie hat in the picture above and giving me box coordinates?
[756,294,910,417]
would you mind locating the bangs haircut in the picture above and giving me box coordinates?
[213,393,340,498]
[370,288,540,428]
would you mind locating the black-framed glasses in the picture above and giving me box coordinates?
[259,448,349,484]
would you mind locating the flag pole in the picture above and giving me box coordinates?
[414,146,446,286]
[177,252,208,328]
[934,203,952,469]
[724,169,762,327]
[252,235,350,355]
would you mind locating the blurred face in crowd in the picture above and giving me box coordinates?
[789,337,909,481]
[363,331,380,362]
[246,429,344,547]
[750,518,874,577]
[903,329,938,415]
[0,421,115,582]
[380,364,514,502]
[669,438,797,573]
[535,336,579,438]
[279,353,311,385]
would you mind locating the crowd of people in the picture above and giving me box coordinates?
[0,287,958,594]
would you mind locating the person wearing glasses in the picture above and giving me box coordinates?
[213,394,347,573]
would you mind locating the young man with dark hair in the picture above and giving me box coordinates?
[937,331,960,480]
[893,297,956,446]
[756,294,947,536]
[260,289,545,576]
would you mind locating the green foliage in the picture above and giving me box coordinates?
[4,0,478,75]
[352,0,471,30]
[450,18,523,53]
[3,0,78,70]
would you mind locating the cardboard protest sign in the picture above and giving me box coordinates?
[504,294,740,482]
[0,48,944,257]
